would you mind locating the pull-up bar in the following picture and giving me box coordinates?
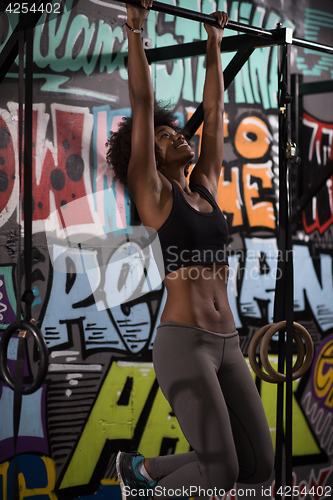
[118,0,273,37]
[116,0,333,55]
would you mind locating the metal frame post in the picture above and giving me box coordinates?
[274,38,295,497]
[0,0,52,85]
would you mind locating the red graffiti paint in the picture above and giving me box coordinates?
[302,113,333,235]
[308,467,332,500]
[311,334,333,409]
[271,468,332,500]
[0,116,16,215]
[18,106,93,227]
[303,113,333,165]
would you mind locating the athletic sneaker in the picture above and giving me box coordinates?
[116,451,157,500]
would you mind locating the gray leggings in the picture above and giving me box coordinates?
[150,322,274,497]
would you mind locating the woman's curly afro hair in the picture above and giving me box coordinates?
[106,103,181,186]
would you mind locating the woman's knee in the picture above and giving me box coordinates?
[242,445,274,484]
[202,457,239,493]
[257,447,274,483]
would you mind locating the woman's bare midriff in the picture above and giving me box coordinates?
[160,264,236,335]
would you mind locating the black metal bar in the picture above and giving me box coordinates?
[16,23,24,322]
[275,342,285,500]
[181,45,255,139]
[274,41,294,496]
[290,73,301,233]
[291,74,300,145]
[0,0,52,85]
[299,79,333,96]
[274,42,288,500]
[146,33,281,64]
[284,41,294,490]
[118,0,333,55]
[118,0,273,37]
[298,159,333,211]
[23,13,34,321]
[0,21,24,85]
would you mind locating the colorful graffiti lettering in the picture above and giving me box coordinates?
[312,334,333,409]
[0,103,278,234]
[0,455,57,500]
[301,113,333,235]
[270,469,333,500]
[0,356,320,497]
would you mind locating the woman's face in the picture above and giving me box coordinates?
[154,125,194,168]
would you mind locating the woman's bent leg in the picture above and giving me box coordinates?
[150,324,240,496]
[217,340,274,484]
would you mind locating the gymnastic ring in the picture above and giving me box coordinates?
[248,324,277,383]
[260,321,314,383]
[248,322,309,383]
[289,328,306,372]
[0,320,49,395]
[259,322,305,383]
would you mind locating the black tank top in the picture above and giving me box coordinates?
[157,183,229,275]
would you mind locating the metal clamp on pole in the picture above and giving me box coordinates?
[0,321,49,395]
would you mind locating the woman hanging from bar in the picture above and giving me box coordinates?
[106,1,274,497]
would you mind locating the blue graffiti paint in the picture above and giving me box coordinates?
[73,483,122,500]
[239,238,278,324]
[0,384,48,462]
[294,245,333,331]
[32,285,42,307]
[42,238,333,348]
[296,8,333,77]
[5,455,50,499]
[42,246,125,350]
[228,241,333,330]
[92,106,132,235]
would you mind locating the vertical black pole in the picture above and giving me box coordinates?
[274,39,294,498]
[290,74,301,234]
[291,74,300,146]
[284,42,294,490]
[23,13,34,321]
[17,24,25,322]
[274,42,286,500]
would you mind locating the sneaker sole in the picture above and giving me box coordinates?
[116,451,127,500]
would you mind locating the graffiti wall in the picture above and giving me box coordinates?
[0,0,333,499]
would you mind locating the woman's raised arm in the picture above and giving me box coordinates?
[126,1,162,198]
[190,12,229,198]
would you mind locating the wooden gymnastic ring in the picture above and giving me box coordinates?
[290,328,306,372]
[248,324,278,383]
[260,321,314,383]
[248,322,311,383]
